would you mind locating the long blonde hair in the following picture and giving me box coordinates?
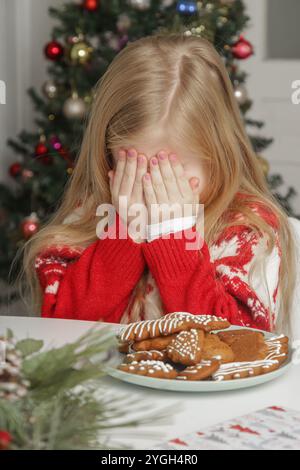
[22,33,296,333]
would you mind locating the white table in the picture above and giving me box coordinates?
[1,315,300,450]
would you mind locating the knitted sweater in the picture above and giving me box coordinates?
[35,201,281,332]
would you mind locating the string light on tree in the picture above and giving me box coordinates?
[176,1,198,14]
[42,80,58,99]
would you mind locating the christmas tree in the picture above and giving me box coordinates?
[0,0,298,300]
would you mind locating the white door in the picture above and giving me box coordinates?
[243,0,300,213]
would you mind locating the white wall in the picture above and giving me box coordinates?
[0,0,63,183]
[243,0,300,213]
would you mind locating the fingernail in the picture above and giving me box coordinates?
[128,149,136,157]
[144,173,151,181]
[138,155,145,165]
[169,154,177,162]
[151,158,158,166]
[118,150,126,160]
[158,152,167,160]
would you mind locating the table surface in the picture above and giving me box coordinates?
[1,315,300,450]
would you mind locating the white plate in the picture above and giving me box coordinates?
[106,326,293,392]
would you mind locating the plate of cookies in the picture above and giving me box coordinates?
[107,312,292,392]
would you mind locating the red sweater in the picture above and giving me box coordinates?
[35,206,281,332]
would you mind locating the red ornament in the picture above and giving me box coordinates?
[35,143,48,157]
[0,430,12,450]
[21,214,40,240]
[44,40,64,61]
[9,162,22,177]
[232,35,253,60]
[34,142,53,164]
[82,0,99,11]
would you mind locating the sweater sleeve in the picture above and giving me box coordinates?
[142,223,281,332]
[35,213,145,322]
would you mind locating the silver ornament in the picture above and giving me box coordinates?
[63,92,87,119]
[234,83,249,105]
[128,0,151,11]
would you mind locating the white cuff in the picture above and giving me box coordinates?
[146,216,196,242]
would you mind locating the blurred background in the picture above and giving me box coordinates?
[0,0,299,316]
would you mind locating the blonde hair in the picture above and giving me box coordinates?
[21,34,296,333]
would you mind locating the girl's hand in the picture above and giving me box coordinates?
[142,151,200,226]
[108,148,148,243]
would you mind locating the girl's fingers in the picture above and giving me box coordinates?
[119,148,137,196]
[143,173,157,211]
[149,157,168,204]
[112,149,127,196]
[157,151,179,202]
[169,155,194,198]
[131,153,147,202]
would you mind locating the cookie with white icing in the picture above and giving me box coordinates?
[118,312,231,343]
[118,360,178,379]
[212,358,280,381]
[132,334,177,352]
[167,329,205,366]
[124,350,168,363]
[177,359,220,381]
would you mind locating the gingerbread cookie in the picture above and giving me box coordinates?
[124,350,168,363]
[217,329,267,362]
[118,312,231,343]
[263,335,289,364]
[177,359,220,381]
[202,333,235,364]
[118,341,132,354]
[118,360,178,379]
[167,329,205,366]
[132,334,177,351]
[212,359,280,381]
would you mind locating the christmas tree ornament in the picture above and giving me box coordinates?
[232,35,253,59]
[104,31,119,51]
[161,0,176,7]
[44,40,64,61]
[234,83,249,105]
[116,13,132,32]
[70,40,93,64]
[20,213,40,240]
[257,154,270,177]
[63,92,87,119]
[22,169,34,182]
[177,1,198,14]
[50,135,62,151]
[34,142,49,157]
[0,430,12,450]
[42,80,58,99]
[82,0,99,11]
[9,162,22,178]
[0,336,30,401]
[128,0,151,11]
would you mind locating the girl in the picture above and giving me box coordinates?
[23,34,296,334]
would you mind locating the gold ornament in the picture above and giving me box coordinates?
[42,80,58,99]
[257,154,270,177]
[70,41,93,64]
